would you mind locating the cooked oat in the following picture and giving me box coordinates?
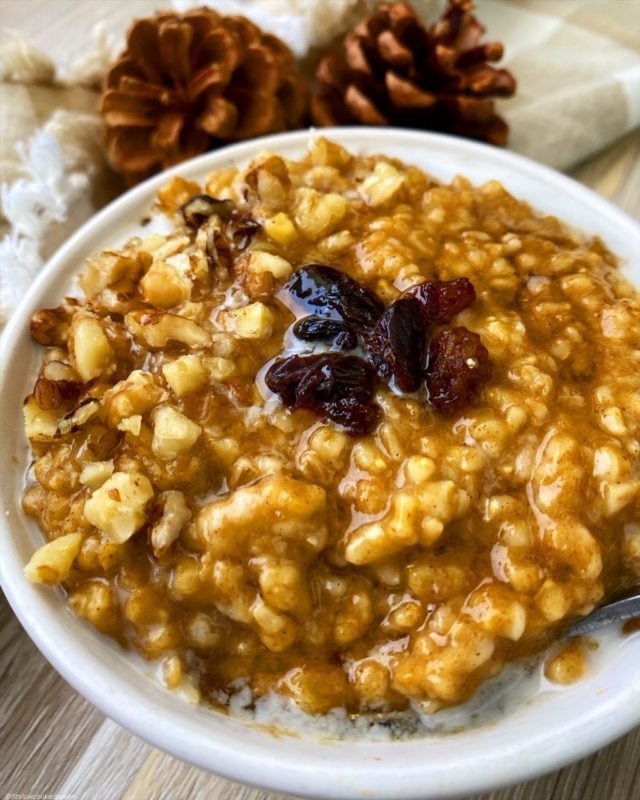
[22,138,640,715]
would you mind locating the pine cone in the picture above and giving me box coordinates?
[100,7,308,184]
[312,0,516,146]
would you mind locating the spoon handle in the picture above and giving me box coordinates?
[565,594,640,638]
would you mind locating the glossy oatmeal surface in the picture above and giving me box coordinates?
[22,138,640,716]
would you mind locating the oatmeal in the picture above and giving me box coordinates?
[21,138,640,716]
[544,639,593,686]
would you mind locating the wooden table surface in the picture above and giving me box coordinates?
[1,2,639,799]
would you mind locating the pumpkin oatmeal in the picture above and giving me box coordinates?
[21,138,640,717]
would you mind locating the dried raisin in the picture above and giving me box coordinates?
[366,297,428,392]
[268,268,489,431]
[285,265,384,332]
[265,354,380,436]
[425,327,491,413]
[406,277,476,324]
[293,316,358,350]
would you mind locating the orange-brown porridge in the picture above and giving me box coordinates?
[21,137,640,717]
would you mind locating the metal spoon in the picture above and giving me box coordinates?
[564,586,640,638]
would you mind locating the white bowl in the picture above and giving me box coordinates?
[1,128,639,800]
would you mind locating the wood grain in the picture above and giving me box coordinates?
[1,2,639,798]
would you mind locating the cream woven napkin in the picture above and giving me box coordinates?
[1,0,639,326]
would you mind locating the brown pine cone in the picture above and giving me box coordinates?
[312,0,516,146]
[100,7,308,184]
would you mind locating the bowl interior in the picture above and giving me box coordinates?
[1,128,639,800]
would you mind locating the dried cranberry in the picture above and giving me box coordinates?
[265,354,380,436]
[293,316,358,350]
[425,327,491,413]
[285,265,384,333]
[366,297,428,393]
[406,278,476,324]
